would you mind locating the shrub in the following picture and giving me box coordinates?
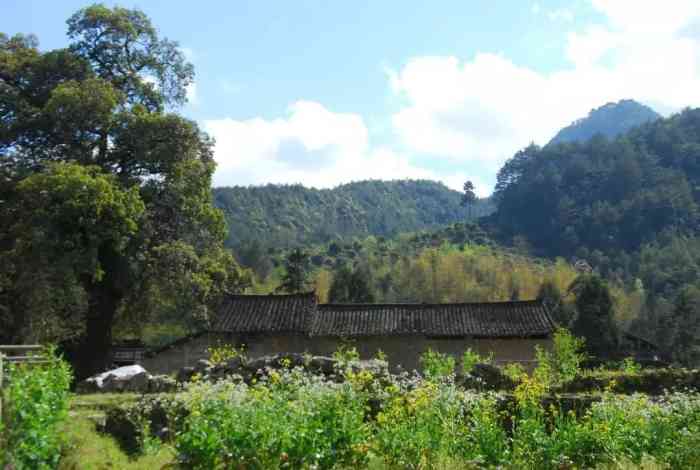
[461,348,492,375]
[0,347,72,470]
[535,328,586,387]
[501,362,526,382]
[206,343,244,366]
[333,344,360,364]
[175,375,370,469]
[420,349,455,380]
[619,357,642,375]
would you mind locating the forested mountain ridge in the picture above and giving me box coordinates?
[548,99,660,145]
[493,107,700,261]
[491,107,700,364]
[213,180,493,249]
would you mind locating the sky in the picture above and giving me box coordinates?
[4,1,700,196]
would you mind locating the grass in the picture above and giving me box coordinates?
[59,393,175,470]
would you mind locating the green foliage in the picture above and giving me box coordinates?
[329,264,375,303]
[1,348,72,470]
[333,345,360,364]
[420,349,456,380]
[548,328,586,385]
[461,348,492,375]
[103,367,700,469]
[0,5,248,374]
[619,357,642,375]
[175,379,370,469]
[549,99,660,145]
[501,363,526,382]
[571,275,618,357]
[206,344,245,366]
[214,180,494,249]
[276,248,311,294]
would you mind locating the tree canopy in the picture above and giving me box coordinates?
[0,4,247,377]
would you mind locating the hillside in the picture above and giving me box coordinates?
[548,99,660,145]
[213,180,494,249]
[493,107,700,260]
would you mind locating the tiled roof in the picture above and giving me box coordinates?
[312,300,555,338]
[213,293,555,338]
[213,292,316,334]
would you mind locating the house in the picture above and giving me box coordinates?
[140,292,556,374]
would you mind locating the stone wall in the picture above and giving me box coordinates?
[141,332,552,375]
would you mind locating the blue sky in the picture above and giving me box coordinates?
[4,1,700,195]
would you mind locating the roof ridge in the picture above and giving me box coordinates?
[319,299,544,308]
[226,291,316,299]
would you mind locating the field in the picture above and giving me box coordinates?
[2,344,700,469]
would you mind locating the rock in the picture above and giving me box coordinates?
[78,364,149,393]
[176,366,195,383]
[245,356,270,372]
[102,374,125,393]
[271,352,305,368]
[224,356,244,372]
[309,356,337,374]
[194,359,212,373]
[460,363,515,391]
[126,371,150,392]
[350,359,389,376]
[148,375,177,393]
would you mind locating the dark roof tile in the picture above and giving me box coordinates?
[213,294,555,338]
[312,301,555,338]
[213,292,316,334]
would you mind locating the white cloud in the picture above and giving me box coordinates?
[205,101,438,190]
[203,2,700,197]
[387,1,700,181]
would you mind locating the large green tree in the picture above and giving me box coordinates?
[277,249,311,294]
[570,275,618,357]
[328,264,375,303]
[0,5,247,377]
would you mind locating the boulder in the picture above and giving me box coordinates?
[309,356,337,375]
[125,371,150,392]
[79,364,148,392]
[176,366,195,383]
[148,375,177,393]
[460,363,515,391]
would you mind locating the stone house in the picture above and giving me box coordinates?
[141,292,556,374]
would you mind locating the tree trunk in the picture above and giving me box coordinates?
[76,244,127,380]
[76,284,121,380]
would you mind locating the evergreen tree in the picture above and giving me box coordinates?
[671,286,700,366]
[278,249,311,293]
[537,280,571,327]
[570,275,618,357]
[329,264,375,303]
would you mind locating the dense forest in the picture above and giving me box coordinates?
[213,180,493,249]
[548,99,660,145]
[489,107,700,364]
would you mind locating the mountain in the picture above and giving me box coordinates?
[548,99,661,145]
[492,107,700,263]
[213,180,494,249]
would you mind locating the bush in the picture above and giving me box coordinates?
[461,348,492,375]
[174,374,370,469]
[420,349,455,380]
[535,328,586,387]
[0,348,72,470]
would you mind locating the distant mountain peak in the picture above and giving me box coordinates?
[548,99,661,146]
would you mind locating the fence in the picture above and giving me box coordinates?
[0,345,47,423]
